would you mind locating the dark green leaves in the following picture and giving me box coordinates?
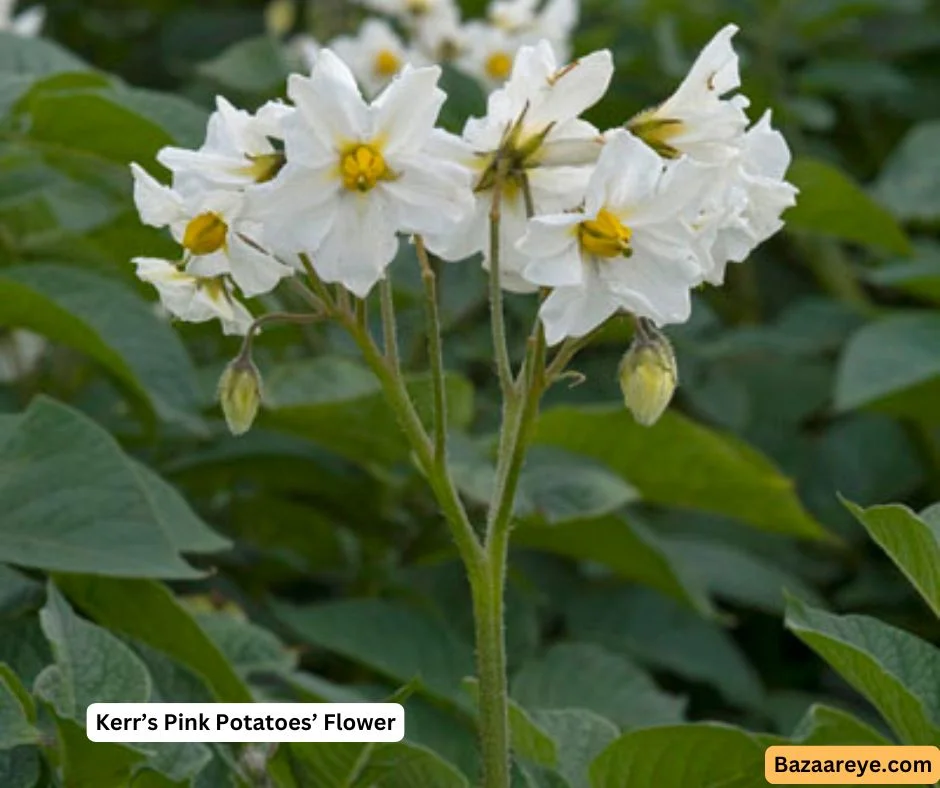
[835,312,940,419]
[874,121,940,222]
[786,157,911,254]
[843,499,940,616]
[590,724,766,788]
[0,265,203,428]
[535,406,827,539]
[262,357,474,466]
[0,397,229,578]
[785,596,940,745]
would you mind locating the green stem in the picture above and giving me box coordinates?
[415,236,448,466]
[379,276,401,370]
[489,160,514,398]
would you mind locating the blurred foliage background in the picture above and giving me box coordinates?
[1,0,940,785]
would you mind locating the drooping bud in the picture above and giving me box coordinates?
[218,354,262,436]
[618,323,677,427]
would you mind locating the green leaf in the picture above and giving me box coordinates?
[565,588,765,712]
[865,242,940,302]
[451,443,638,524]
[54,717,145,788]
[0,566,42,618]
[194,609,296,679]
[663,536,825,614]
[790,704,892,745]
[0,398,227,578]
[0,670,40,750]
[21,78,208,162]
[353,741,470,787]
[0,265,203,428]
[510,643,686,729]
[53,575,251,703]
[874,120,940,222]
[0,619,51,687]
[270,739,372,788]
[785,595,940,745]
[263,357,474,466]
[535,406,827,539]
[275,598,475,708]
[589,724,765,788]
[842,499,940,617]
[531,710,618,788]
[197,35,290,94]
[0,33,88,74]
[835,312,940,419]
[786,157,911,254]
[35,583,151,719]
[513,515,713,616]
[0,747,41,788]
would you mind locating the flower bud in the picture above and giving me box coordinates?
[618,326,677,427]
[218,355,262,436]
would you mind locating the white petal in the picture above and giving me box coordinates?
[526,48,614,129]
[373,65,446,157]
[130,163,184,228]
[588,129,664,214]
[600,248,695,326]
[538,273,618,345]
[227,229,295,297]
[287,49,370,151]
[11,6,44,36]
[517,214,583,287]
[383,155,474,232]
[313,194,399,297]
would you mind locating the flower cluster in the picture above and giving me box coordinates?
[291,0,577,97]
[131,24,796,378]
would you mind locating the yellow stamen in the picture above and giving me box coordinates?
[340,143,391,192]
[183,212,228,255]
[485,51,513,81]
[627,110,685,159]
[241,152,285,183]
[374,49,401,77]
[578,209,633,258]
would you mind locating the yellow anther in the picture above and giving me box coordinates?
[374,49,401,77]
[627,110,685,159]
[340,144,391,192]
[578,209,633,258]
[485,51,513,81]
[241,152,285,183]
[183,212,228,255]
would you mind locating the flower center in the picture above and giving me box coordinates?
[485,51,513,81]
[626,111,685,159]
[183,212,228,255]
[406,0,430,14]
[373,49,401,77]
[241,152,285,183]
[578,209,633,258]
[340,143,391,192]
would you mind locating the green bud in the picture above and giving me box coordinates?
[618,326,677,427]
[218,355,262,436]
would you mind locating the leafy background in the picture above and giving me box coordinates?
[1,0,939,785]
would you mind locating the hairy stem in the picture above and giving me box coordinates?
[415,236,449,466]
[489,159,514,398]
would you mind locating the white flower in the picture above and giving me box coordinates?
[248,50,474,298]
[422,40,612,292]
[489,0,577,62]
[288,34,320,71]
[0,0,44,36]
[0,329,45,383]
[359,0,455,23]
[133,258,254,336]
[517,130,710,345]
[695,110,798,284]
[627,24,749,164]
[157,97,292,192]
[131,163,293,297]
[411,2,467,62]
[331,18,418,99]
[455,21,522,92]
